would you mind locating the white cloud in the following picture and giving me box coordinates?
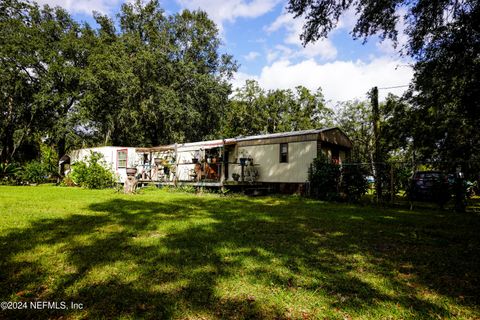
[266,10,337,61]
[176,0,281,32]
[232,57,414,104]
[231,71,260,90]
[336,7,357,30]
[244,51,260,61]
[35,0,122,15]
[376,8,409,55]
[266,50,279,63]
[266,10,291,33]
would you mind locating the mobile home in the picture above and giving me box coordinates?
[62,128,352,193]
[225,128,352,192]
[66,146,137,183]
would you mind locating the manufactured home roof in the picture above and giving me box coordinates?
[70,128,351,155]
[177,139,224,148]
[142,138,237,151]
[235,128,337,142]
[136,145,176,152]
[143,128,345,151]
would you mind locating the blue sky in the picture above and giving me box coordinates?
[38,0,413,105]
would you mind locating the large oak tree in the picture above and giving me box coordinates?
[1,0,237,162]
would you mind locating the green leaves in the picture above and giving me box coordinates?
[69,152,116,189]
[222,80,333,137]
[1,0,238,163]
[308,153,341,201]
[287,0,480,177]
[81,0,236,147]
[0,0,90,161]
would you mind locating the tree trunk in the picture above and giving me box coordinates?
[57,136,66,162]
[124,176,138,194]
[1,97,15,162]
[0,128,14,163]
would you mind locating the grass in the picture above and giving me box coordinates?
[0,185,479,319]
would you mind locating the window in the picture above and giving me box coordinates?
[279,143,288,163]
[117,150,127,168]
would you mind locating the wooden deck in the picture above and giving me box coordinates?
[137,180,262,188]
[138,180,222,187]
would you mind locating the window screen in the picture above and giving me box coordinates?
[117,150,127,168]
[280,143,288,163]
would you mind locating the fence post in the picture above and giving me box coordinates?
[390,164,395,203]
[370,86,382,202]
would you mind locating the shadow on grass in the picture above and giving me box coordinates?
[1,195,479,319]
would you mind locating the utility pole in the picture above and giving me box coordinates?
[370,86,382,202]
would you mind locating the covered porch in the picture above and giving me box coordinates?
[133,140,231,185]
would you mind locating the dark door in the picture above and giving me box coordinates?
[332,148,340,163]
[224,150,229,180]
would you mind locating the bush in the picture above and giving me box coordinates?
[21,161,48,184]
[432,178,451,208]
[13,144,60,185]
[40,143,59,179]
[308,154,368,202]
[308,153,341,200]
[68,152,116,189]
[0,162,20,185]
[340,165,368,202]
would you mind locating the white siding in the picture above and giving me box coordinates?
[228,141,317,183]
[69,147,136,183]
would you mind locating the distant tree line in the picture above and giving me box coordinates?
[221,80,333,138]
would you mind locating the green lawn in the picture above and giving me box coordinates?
[0,185,479,319]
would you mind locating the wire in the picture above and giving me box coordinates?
[378,84,410,90]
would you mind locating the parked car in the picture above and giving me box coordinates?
[409,171,450,201]
[466,180,478,198]
[365,175,375,184]
[363,175,375,190]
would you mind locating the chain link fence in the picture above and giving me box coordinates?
[308,159,480,212]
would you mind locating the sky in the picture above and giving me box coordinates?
[36,0,414,105]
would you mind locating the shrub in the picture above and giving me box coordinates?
[40,143,59,179]
[21,161,48,184]
[340,165,368,202]
[68,152,116,189]
[308,153,341,200]
[432,178,451,208]
[0,162,20,185]
[308,154,368,202]
[13,144,60,185]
